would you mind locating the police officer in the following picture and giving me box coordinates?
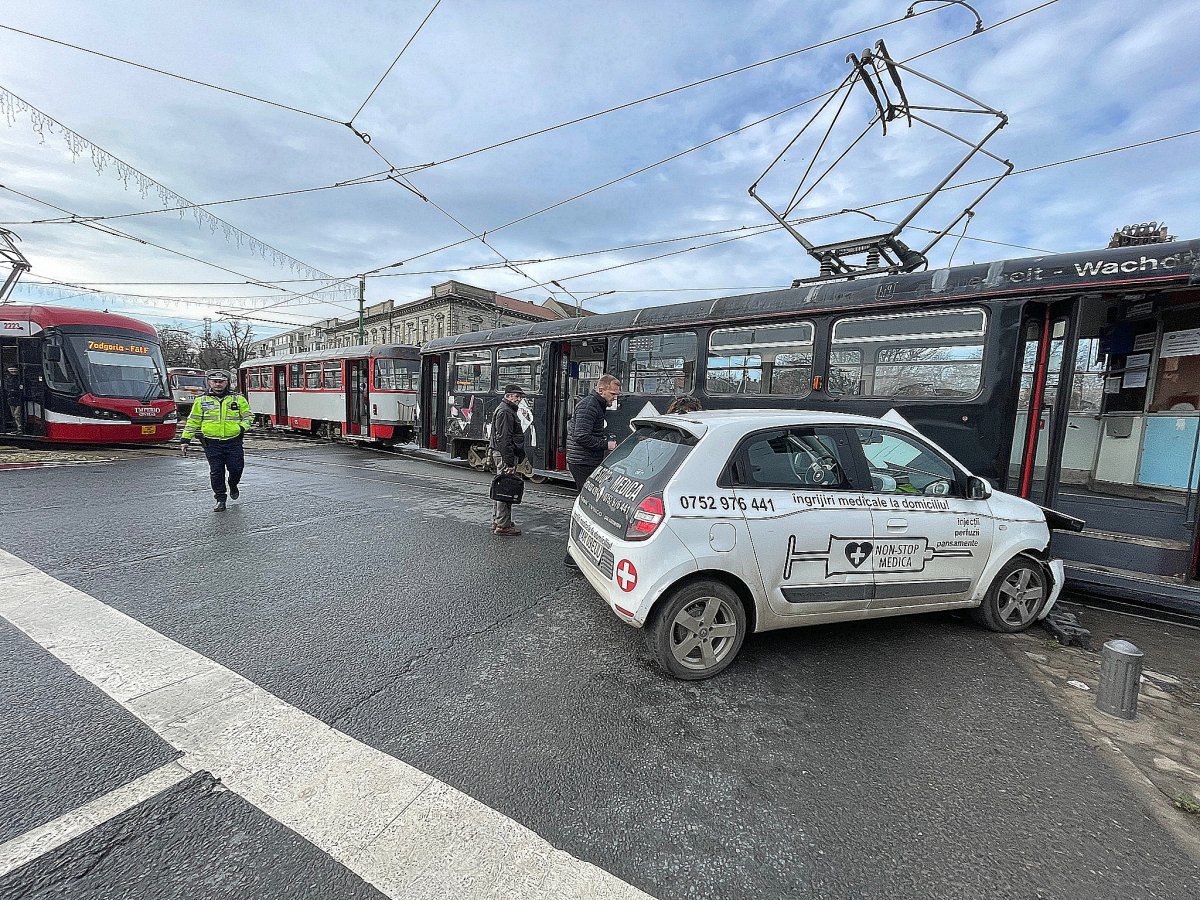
[180,370,253,511]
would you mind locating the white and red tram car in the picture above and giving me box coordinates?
[167,367,208,418]
[0,305,176,444]
[240,343,419,444]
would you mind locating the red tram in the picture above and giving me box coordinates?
[240,343,420,445]
[0,305,176,444]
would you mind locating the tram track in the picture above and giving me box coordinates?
[243,450,579,513]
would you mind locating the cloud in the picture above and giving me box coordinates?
[0,0,1195,332]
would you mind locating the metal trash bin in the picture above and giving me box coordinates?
[1096,639,1144,720]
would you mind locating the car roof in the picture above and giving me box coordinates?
[631,408,920,438]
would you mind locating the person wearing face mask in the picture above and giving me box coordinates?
[179,370,253,511]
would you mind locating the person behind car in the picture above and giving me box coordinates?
[666,396,702,414]
[567,374,621,490]
[179,370,253,511]
[3,364,22,432]
[489,384,527,536]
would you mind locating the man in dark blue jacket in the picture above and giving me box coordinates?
[566,374,621,489]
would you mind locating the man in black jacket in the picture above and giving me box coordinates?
[489,384,527,536]
[567,373,621,489]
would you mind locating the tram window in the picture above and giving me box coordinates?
[289,364,301,388]
[305,362,322,389]
[620,331,697,395]
[262,370,273,390]
[249,372,261,390]
[496,344,541,391]
[829,307,987,400]
[43,338,78,393]
[453,349,492,393]
[374,358,418,391]
[323,361,342,389]
[707,322,813,397]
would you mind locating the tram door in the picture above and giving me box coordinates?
[346,359,370,435]
[274,364,287,423]
[420,354,445,450]
[2,337,46,437]
[547,339,607,472]
[1009,301,1077,505]
[0,338,20,434]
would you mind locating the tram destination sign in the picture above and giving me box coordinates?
[87,340,152,355]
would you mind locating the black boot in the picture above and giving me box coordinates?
[213,498,227,511]
[228,481,240,501]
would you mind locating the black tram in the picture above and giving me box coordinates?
[421,239,1200,612]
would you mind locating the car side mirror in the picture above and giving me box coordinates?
[966,475,992,500]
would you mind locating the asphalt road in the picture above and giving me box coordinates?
[0,442,1197,899]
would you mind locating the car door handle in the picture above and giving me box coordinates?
[886,518,908,530]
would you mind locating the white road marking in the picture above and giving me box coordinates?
[0,761,192,878]
[0,550,653,899]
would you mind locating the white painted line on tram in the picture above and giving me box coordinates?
[0,761,192,878]
[0,550,653,900]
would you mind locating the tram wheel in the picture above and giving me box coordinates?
[467,444,488,470]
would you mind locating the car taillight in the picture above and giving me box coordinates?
[626,494,665,541]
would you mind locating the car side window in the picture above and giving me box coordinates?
[854,427,960,497]
[739,428,854,490]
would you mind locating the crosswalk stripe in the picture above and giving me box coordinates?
[0,761,192,878]
[0,550,653,899]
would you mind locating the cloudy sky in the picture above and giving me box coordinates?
[0,0,1196,339]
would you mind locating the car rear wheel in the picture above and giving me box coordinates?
[646,580,746,680]
[974,557,1047,633]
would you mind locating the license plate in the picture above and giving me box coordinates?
[141,425,157,435]
[575,517,610,565]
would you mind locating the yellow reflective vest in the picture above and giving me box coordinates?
[181,392,253,442]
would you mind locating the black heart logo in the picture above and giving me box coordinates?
[844,541,873,567]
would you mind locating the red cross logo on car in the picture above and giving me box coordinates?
[615,559,638,592]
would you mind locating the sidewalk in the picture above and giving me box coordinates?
[1007,594,1200,856]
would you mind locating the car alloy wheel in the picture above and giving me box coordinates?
[976,557,1047,633]
[648,579,747,679]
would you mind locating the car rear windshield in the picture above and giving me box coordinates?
[604,424,696,481]
[579,423,697,536]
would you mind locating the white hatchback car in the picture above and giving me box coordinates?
[568,409,1078,679]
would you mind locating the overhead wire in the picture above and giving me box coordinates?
[362,0,1062,280]
[0,84,345,291]
[0,22,344,124]
[348,0,443,124]
[0,169,394,226]
[1,184,355,312]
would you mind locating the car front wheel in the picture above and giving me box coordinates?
[646,579,747,680]
[974,556,1047,633]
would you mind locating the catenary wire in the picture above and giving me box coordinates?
[382,2,963,176]
[349,0,443,124]
[0,22,344,124]
[0,169,394,226]
[0,184,353,309]
[362,0,1062,279]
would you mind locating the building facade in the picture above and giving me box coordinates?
[249,280,582,358]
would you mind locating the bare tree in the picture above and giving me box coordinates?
[223,320,255,370]
[195,321,255,372]
[157,327,198,367]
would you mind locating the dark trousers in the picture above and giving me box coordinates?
[569,462,599,491]
[203,437,244,500]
